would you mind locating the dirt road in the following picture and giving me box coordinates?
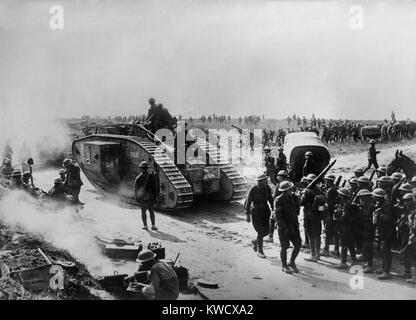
[3,140,416,299]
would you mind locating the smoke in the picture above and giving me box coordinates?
[0,190,116,276]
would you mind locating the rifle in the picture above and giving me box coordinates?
[341,180,347,188]
[335,175,342,187]
[369,169,377,182]
[305,159,337,190]
[231,124,243,134]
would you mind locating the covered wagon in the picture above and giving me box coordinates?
[283,132,330,182]
[360,125,381,140]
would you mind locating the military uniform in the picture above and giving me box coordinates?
[0,164,14,180]
[264,154,277,186]
[65,163,84,204]
[134,168,158,229]
[303,158,317,177]
[365,144,379,171]
[274,191,301,269]
[275,153,287,172]
[359,202,375,270]
[245,184,274,256]
[323,184,339,254]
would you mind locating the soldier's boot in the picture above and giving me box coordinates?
[335,261,348,269]
[251,240,258,252]
[257,252,266,259]
[320,247,330,257]
[363,265,374,273]
[289,261,299,273]
[304,254,317,262]
[281,265,293,274]
[378,272,391,280]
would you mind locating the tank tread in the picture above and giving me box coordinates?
[195,139,248,200]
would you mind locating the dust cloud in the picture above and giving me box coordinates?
[0,190,116,276]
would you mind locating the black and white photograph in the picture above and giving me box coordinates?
[0,0,416,306]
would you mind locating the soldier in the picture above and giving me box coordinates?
[377,176,393,200]
[302,151,317,177]
[267,170,289,242]
[372,188,394,280]
[264,147,277,186]
[48,178,69,202]
[403,194,416,284]
[353,168,364,179]
[245,174,274,258]
[334,188,359,269]
[158,104,174,131]
[8,170,25,190]
[363,139,380,173]
[348,177,359,194]
[0,159,14,181]
[357,189,376,273]
[134,161,158,231]
[58,169,67,184]
[356,176,371,193]
[275,181,302,273]
[275,147,287,172]
[63,158,84,205]
[321,174,340,257]
[397,193,415,279]
[376,166,387,178]
[390,172,404,205]
[301,174,324,262]
[144,98,159,132]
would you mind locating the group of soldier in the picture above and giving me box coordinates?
[245,143,416,283]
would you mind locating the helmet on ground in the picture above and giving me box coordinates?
[22,171,31,178]
[357,176,370,184]
[54,178,64,184]
[403,193,415,201]
[62,158,72,167]
[338,188,352,197]
[370,139,376,144]
[305,151,313,157]
[136,249,156,263]
[357,189,372,197]
[255,174,268,181]
[306,174,316,181]
[277,170,288,177]
[278,181,294,192]
[139,161,149,168]
[372,188,386,198]
[278,147,284,152]
[391,172,403,181]
[324,174,336,181]
[399,183,413,193]
[11,169,22,178]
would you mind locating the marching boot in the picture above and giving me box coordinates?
[281,265,293,274]
[335,261,348,269]
[304,254,317,262]
[378,272,391,280]
[289,261,299,273]
[320,248,330,257]
[251,240,258,252]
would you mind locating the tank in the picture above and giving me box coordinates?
[72,123,248,210]
[283,132,330,182]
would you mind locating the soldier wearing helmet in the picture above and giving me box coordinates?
[134,161,159,231]
[356,189,376,273]
[264,147,277,186]
[245,174,274,258]
[376,166,388,178]
[363,139,380,173]
[334,188,359,269]
[371,188,394,280]
[348,177,359,194]
[303,151,317,177]
[48,178,70,203]
[301,174,324,262]
[353,168,364,179]
[62,158,84,205]
[268,170,289,243]
[274,181,302,273]
[321,174,340,257]
[275,147,287,173]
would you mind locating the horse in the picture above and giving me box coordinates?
[386,150,416,179]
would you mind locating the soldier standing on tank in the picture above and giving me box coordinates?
[363,139,380,173]
[134,161,158,231]
[321,174,340,257]
[274,181,302,273]
[63,158,84,205]
[303,151,317,177]
[372,188,394,280]
[275,147,287,173]
[245,174,274,258]
[334,188,359,269]
[264,147,277,186]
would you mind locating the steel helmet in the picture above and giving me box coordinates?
[324,174,336,181]
[306,174,316,181]
[357,189,372,197]
[278,181,294,192]
[370,139,376,144]
[372,188,386,198]
[338,188,352,197]
[136,249,156,263]
[399,183,413,193]
[277,170,288,177]
[139,161,149,168]
[391,172,403,181]
[300,177,308,184]
[62,158,72,167]
[378,176,391,183]
[305,151,313,157]
[277,146,284,152]
[255,174,268,181]
[357,176,370,184]
[412,176,416,183]
[349,177,358,185]
[403,193,415,201]
[354,168,364,174]
[58,169,66,175]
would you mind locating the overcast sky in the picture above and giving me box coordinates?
[1,0,416,121]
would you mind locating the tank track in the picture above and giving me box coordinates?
[195,139,248,200]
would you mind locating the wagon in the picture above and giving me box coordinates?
[360,125,381,139]
[283,132,331,182]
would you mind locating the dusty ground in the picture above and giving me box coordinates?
[1,138,416,300]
